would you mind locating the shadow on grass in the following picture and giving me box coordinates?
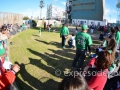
[27,48,74,71]
[15,62,58,90]
[34,39,64,48]
[32,34,40,37]
[25,48,76,89]
[34,39,50,45]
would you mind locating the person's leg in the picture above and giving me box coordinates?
[63,36,66,48]
[61,35,66,48]
[68,40,72,48]
[68,41,70,47]
[44,26,45,30]
[72,48,81,68]
[77,50,86,70]
[69,41,72,48]
[62,35,64,47]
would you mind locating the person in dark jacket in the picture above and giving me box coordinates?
[44,22,46,30]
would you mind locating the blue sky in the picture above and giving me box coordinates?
[0,0,118,23]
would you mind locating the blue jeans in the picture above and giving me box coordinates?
[48,28,51,32]
[62,35,66,47]
[68,40,72,48]
[72,48,86,69]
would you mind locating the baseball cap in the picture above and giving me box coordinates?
[0,43,5,56]
[82,25,89,30]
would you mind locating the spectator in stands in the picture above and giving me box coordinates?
[115,26,120,51]
[75,26,78,34]
[102,27,116,48]
[58,72,88,90]
[90,24,94,34]
[109,27,116,39]
[84,50,113,90]
[1,26,10,48]
[21,23,26,30]
[0,42,20,90]
[103,25,107,36]
[60,23,69,49]
[99,32,104,41]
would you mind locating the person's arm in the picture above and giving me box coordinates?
[0,70,16,89]
[88,45,92,54]
[60,28,62,37]
[87,35,92,53]
[88,58,96,67]
[67,28,69,35]
[0,64,20,89]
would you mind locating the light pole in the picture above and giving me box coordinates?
[109,15,111,23]
[39,0,44,19]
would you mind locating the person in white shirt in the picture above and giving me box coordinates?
[75,27,78,35]
[68,33,75,48]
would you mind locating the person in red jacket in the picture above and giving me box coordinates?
[84,50,113,90]
[0,43,20,90]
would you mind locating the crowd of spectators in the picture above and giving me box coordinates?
[0,23,30,89]
[59,24,120,90]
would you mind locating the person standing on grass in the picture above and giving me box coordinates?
[60,23,69,49]
[44,22,46,30]
[72,25,92,71]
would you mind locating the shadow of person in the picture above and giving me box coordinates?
[34,39,50,44]
[15,77,33,90]
[32,34,40,37]
[27,48,73,71]
[28,58,56,77]
[15,62,59,90]
[15,62,43,89]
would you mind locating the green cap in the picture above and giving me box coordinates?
[82,25,89,30]
[0,43,5,56]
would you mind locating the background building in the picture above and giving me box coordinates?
[66,0,105,23]
[46,4,65,20]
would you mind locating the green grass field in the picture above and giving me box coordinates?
[9,27,101,90]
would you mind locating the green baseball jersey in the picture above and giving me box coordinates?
[60,26,69,36]
[75,32,92,49]
[115,31,120,44]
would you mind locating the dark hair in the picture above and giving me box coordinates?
[115,26,119,31]
[95,50,113,70]
[106,38,116,54]
[110,27,115,34]
[1,26,7,30]
[72,33,75,36]
[58,73,88,90]
[76,26,78,30]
